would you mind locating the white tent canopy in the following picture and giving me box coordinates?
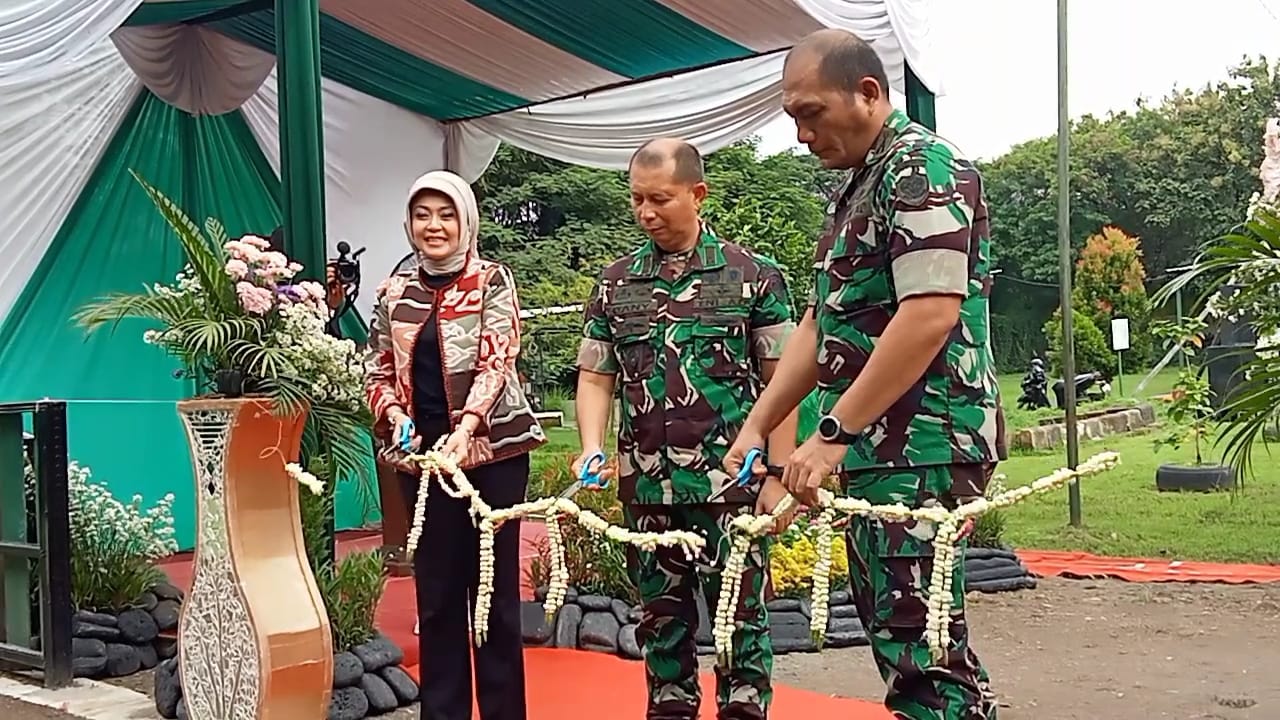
[1,0,943,323]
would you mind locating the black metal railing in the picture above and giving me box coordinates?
[0,401,72,688]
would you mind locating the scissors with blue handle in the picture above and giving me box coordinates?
[397,417,416,451]
[559,449,608,499]
[708,447,783,502]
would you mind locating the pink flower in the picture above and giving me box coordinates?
[299,281,327,304]
[224,240,263,264]
[288,262,303,274]
[241,235,271,250]
[263,251,289,269]
[236,281,275,316]
[225,259,249,280]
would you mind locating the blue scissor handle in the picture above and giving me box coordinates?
[398,418,416,451]
[736,447,764,487]
[579,450,608,489]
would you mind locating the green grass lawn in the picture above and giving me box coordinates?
[528,367,1280,564]
[998,430,1280,564]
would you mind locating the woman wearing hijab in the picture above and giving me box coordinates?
[364,170,545,720]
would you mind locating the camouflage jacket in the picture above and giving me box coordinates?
[577,226,795,504]
[810,108,1003,471]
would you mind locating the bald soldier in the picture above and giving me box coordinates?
[573,138,799,720]
[726,31,1005,720]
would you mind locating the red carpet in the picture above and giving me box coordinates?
[1017,549,1280,584]
[156,527,1278,719]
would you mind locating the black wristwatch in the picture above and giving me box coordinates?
[817,414,861,444]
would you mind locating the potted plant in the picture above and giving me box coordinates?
[75,172,371,720]
[1150,317,1234,492]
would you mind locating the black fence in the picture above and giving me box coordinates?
[0,401,72,688]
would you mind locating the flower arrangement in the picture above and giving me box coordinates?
[74,172,372,485]
[25,459,178,611]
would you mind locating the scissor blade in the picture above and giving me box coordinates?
[557,481,584,500]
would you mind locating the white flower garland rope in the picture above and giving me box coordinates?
[400,445,1119,663]
[712,451,1121,666]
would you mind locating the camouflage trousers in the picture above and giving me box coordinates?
[843,465,998,720]
[626,503,773,720]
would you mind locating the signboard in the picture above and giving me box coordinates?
[1111,318,1130,352]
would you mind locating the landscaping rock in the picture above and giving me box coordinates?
[553,604,583,648]
[152,600,181,632]
[359,673,399,714]
[520,602,553,645]
[379,665,420,704]
[156,637,178,660]
[611,599,632,626]
[327,686,368,720]
[137,592,159,612]
[828,590,851,606]
[136,643,159,670]
[153,582,184,602]
[578,612,621,654]
[332,651,364,688]
[577,594,614,611]
[175,699,187,720]
[104,642,141,677]
[73,610,117,627]
[618,624,642,659]
[830,603,860,619]
[351,634,403,672]
[767,598,803,613]
[72,650,108,678]
[154,659,182,719]
[72,637,107,659]
[73,620,121,642]
[117,608,160,644]
[628,605,643,624]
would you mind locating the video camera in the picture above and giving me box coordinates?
[332,240,366,289]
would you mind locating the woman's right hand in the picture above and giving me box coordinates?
[571,449,613,488]
[389,409,421,451]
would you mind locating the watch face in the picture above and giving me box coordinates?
[819,416,839,440]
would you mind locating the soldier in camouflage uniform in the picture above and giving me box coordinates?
[726,30,1004,720]
[573,138,798,720]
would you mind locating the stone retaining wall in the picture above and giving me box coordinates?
[1012,403,1155,451]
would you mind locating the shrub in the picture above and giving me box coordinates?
[1043,307,1114,378]
[24,460,178,612]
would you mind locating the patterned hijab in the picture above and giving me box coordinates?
[403,170,479,276]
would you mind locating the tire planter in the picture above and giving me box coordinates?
[522,586,869,658]
[154,634,420,720]
[962,547,1037,594]
[35,581,185,680]
[1155,463,1235,492]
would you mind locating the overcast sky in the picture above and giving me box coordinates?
[757,0,1280,161]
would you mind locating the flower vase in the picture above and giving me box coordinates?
[176,398,333,720]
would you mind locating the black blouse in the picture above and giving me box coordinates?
[410,271,461,421]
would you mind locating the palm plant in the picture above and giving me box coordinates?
[1153,206,1280,478]
[74,171,374,491]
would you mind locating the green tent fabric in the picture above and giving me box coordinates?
[0,89,377,550]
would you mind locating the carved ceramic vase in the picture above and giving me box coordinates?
[176,398,333,720]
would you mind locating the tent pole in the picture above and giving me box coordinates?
[1056,0,1082,527]
[275,0,334,565]
[904,63,937,131]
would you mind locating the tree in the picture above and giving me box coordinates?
[1072,226,1153,365]
[982,56,1280,370]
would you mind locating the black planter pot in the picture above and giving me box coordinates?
[1155,463,1235,492]
[212,369,267,398]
